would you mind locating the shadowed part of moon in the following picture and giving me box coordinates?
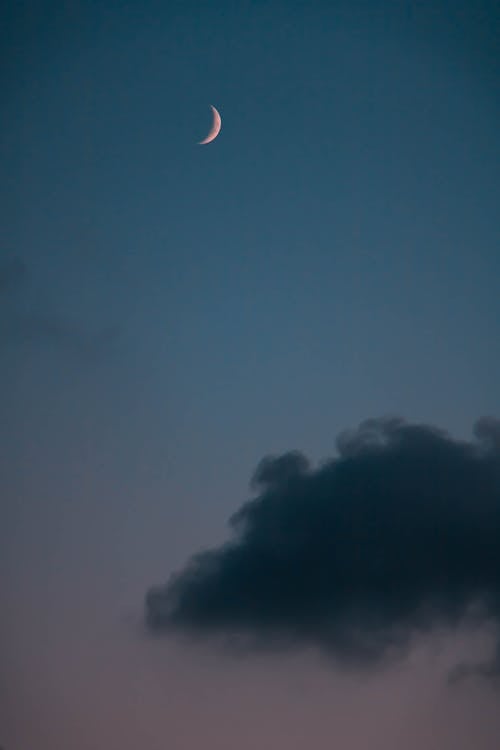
[198,105,221,145]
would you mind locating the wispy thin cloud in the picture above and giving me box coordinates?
[0,256,121,357]
[0,257,27,294]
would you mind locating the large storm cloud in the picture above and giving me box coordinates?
[146,417,500,678]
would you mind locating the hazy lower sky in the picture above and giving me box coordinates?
[1,1,499,748]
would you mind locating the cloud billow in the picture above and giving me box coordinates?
[146,417,500,678]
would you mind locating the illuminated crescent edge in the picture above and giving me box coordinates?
[198,105,222,145]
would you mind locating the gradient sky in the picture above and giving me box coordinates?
[1,1,499,748]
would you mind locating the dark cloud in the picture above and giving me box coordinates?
[250,450,310,492]
[474,416,500,454]
[146,417,500,680]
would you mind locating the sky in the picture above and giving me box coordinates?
[1,1,499,748]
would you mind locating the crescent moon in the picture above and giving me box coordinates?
[198,105,222,145]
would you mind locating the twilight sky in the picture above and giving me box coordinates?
[1,1,499,748]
